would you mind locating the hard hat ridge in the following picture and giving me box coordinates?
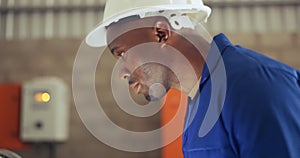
[144,10,195,30]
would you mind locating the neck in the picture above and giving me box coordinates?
[170,30,211,94]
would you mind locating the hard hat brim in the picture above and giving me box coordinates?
[85,5,211,47]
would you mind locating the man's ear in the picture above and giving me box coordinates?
[154,21,171,43]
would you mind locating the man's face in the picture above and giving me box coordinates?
[107,17,177,101]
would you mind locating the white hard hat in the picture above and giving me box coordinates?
[86,0,211,47]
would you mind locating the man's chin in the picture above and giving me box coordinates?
[145,94,163,102]
[144,86,170,102]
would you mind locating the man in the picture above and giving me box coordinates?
[86,0,300,157]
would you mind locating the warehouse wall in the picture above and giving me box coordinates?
[0,0,104,40]
[205,0,300,33]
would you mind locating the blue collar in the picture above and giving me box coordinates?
[199,33,232,91]
[213,33,232,53]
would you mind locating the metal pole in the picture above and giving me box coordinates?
[48,143,56,158]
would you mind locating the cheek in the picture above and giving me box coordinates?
[133,64,166,84]
[130,66,148,83]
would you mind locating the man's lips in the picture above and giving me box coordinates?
[129,82,142,94]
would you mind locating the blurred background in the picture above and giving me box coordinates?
[0,0,299,158]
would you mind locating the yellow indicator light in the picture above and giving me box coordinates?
[41,92,51,102]
[34,92,51,103]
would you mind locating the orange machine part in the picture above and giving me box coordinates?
[161,89,188,158]
[0,84,28,150]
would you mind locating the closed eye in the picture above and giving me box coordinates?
[117,51,125,57]
[111,46,125,59]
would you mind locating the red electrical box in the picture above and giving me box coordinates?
[0,84,28,150]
